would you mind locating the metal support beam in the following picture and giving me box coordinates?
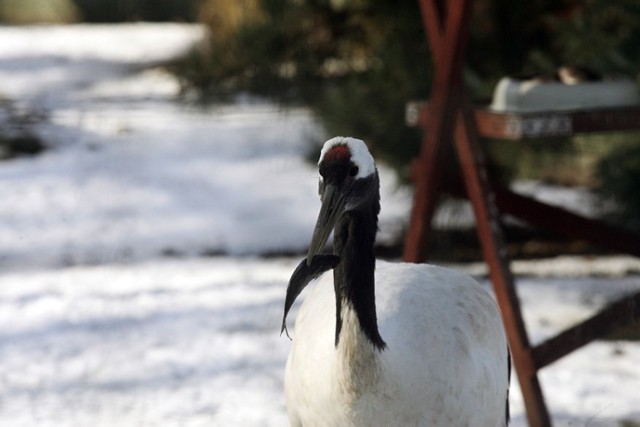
[454,103,552,427]
[405,1,553,424]
[533,292,640,370]
[494,187,640,258]
[403,0,473,263]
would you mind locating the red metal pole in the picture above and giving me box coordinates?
[403,0,473,262]
[454,103,552,427]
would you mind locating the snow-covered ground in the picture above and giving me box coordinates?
[2,257,639,427]
[1,24,639,426]
[0,24,411,270]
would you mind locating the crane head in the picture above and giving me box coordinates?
[307,137,379,265]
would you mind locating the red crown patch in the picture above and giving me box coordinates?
[323,144,351,163]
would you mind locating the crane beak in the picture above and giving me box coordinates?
[307,183,346,265]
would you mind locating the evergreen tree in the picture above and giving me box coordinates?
[175,0,640,227]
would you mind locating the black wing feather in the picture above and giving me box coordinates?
[281,255,340,339]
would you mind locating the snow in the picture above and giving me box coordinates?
[2,259,639,426]
[0,23,639,426]
[0,24,411,270]
[0,258,293,427]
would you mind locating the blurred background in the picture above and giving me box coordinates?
[1,0,640,426]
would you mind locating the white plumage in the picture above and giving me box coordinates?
[283,137,509,427]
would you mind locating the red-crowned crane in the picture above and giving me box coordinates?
[282,137,510,427]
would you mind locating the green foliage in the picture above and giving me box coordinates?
[310,1,431,169]
[175,0,430,169]
[175,0,640,192]
[0,0,78,23]
[486,137,579,185]
[73,0,199,22]
[548,1,640,74]
[0,0,201,23]
[469,0,640,92]
[596,137,640,232]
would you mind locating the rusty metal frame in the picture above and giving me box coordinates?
[407,102,640,140]
[404,0,640,426]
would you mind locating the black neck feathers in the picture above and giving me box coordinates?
[333,174,386,350]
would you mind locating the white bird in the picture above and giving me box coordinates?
[281,137,510,427]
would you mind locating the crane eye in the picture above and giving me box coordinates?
[349,166,359,177]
